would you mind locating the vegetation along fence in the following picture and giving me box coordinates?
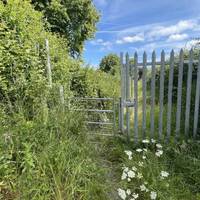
[119,49,200,143]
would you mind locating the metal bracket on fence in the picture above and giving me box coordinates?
[123,99,135,107]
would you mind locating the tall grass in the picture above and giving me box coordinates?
[0,95,109,199]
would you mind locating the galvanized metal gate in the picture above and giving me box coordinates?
[119,49,200,143]
[69,97,117,135]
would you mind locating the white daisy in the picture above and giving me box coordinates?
[150,191,157,200]
[117,188,127,200]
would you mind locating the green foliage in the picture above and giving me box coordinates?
[102,138,200,200]
[71,66,120,98]
[0,0,82,118]
[0,103,109,199]
[31,0,100,57]
[99,53,120,75]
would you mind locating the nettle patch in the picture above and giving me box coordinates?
[117,139,170,200]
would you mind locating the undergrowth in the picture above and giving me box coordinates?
[0,106,109,200]
[100,136,200,200]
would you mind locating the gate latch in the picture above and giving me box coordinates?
[124,99,135,107]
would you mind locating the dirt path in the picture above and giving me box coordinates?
[88,134,121,200]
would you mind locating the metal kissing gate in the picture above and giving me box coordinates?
[69,97,117,135]
[119,49,200,143]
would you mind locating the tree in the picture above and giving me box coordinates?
[31,0,99,57]
[99,54,120,75]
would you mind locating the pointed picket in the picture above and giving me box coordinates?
[166,50,175,141]
[150,51,156,139]
[142,52,147,138]
[158,50,165,140]
[175,49,184,139]
[185,49,193,137]
[193,52,200,138]
[126,53,130,141]
[134,52,138,142]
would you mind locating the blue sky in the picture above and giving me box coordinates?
[83,0,200,67]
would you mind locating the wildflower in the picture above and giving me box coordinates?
[140,184,148,192]
[160,171,169,179]
[128,177,131,182]
[127,170,136,178]
[142,139,150,144]
[117,188,127,200]
[150,191,157,199]
[137,172,143,179]
[142,155,146,160]
[155,150,163,157]
[132,166,137,171]
[126,189,131,195]
[121,172,127,180]
[132,193,139,199]
[151,139,156,143]
[156,143,162,149]
[138,161,144,167]
[123,167,129,172]
[124,150,133,160]
[136,148,143,152]
[143,148,147,152]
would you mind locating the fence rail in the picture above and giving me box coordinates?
[120,49,200,143]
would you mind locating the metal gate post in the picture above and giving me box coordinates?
[113,98,116,134]
[120,53,125,133]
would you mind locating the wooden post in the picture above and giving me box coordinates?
[45,39,52,88]
[175,49,184,140]
[134,52,138,143]
[142,52,147,138]
[150,51,156,139]
[193,52,200,138]
[166,50,175,141]
[158,50,165,140]
[126,53,130,142]
[185,49,193,137]
[59,85,65,105]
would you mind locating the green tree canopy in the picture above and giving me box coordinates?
[99,53,120,75]
[31,0,99,57]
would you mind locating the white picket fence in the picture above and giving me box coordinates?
[119,49,200,142]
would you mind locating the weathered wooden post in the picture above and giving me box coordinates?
[45,39,52,88]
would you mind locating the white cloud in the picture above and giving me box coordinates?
[167,33,188,42]
[116,35,144,44]
[148,20,198,38]
[90,38,112,50]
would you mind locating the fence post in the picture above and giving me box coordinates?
[150,51,156,139]
[142,52,147,138]
[185,49,193,137]
[193,52,200,138]
[126,53,130,142]
[45,39,52,88]
[134,52,138,143]
[113,98,116,134]
[59,85,65,105]
[166,50,175,142]
[120,53,124,133]
[175,49,184,140]
[159,50,165,140]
